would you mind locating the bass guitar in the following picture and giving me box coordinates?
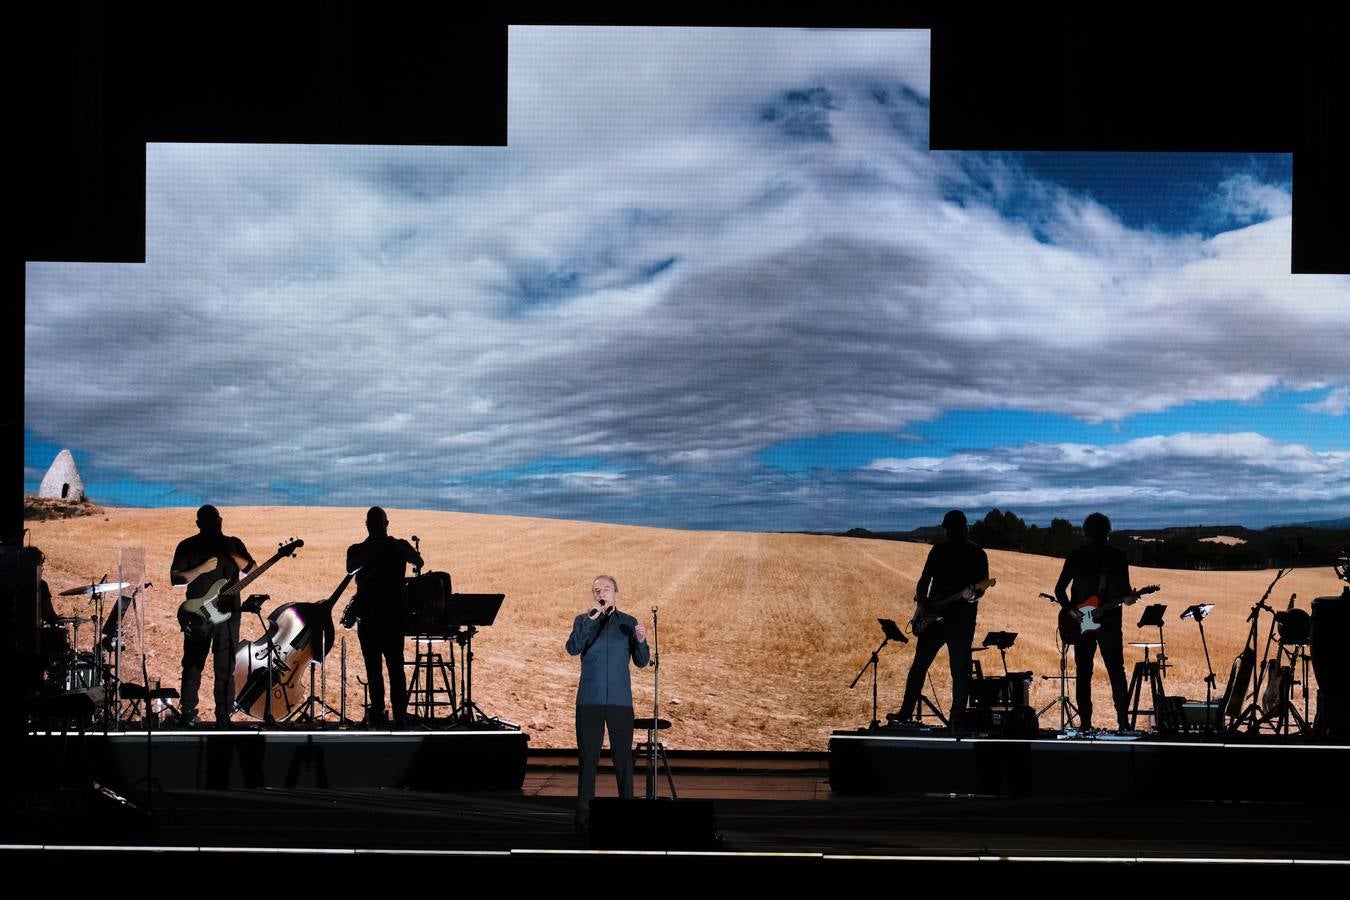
[177,538,303,637]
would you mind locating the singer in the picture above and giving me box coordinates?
[565,574,649,832]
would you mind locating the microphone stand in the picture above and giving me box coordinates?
[851,619,907,730]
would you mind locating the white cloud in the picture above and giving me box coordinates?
[1303,387,1350,416]
[1207,172,1293,226]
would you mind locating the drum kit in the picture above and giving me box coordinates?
[41,575,163,725]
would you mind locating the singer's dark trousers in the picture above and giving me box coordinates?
[575,704,635,820]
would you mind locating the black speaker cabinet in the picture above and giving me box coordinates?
[588,798,718,850]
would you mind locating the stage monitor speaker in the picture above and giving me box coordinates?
[589,798,718,850]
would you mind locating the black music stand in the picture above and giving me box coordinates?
[851,618,907,730]
[445,593,508,725]
[981,631,1017,676]
[1137,602,1169,683]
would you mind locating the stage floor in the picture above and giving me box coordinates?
[6,732,1347,877]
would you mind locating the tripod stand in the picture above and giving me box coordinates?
[851,618,907,729]
[1036,592,1079,730]
[291,630,342,724]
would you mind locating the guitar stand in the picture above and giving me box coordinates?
[1263,637,1312,736]
[1226,570,1289,735]
[240,599,285,727]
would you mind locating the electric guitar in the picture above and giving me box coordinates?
[1057,584,1160,641]
[909,578,996,635]
[177,538,303,637]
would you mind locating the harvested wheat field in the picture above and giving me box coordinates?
[26,507,1345,750]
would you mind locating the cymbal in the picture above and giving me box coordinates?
[1129,642,1163,648]
[53,615,94,625]
[632,717,672,730]
[60,581,130,596]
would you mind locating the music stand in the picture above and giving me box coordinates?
[1181,604,1217,730]
[446,593,508,725]
[850,618,907,730]
[981,631,1017,677]
[1138,602,1169,689]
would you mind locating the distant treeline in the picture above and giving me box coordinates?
[839,510,1350,571]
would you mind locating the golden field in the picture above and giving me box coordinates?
[27,507,1344,749]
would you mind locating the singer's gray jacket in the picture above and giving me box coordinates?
[566,610,650,707]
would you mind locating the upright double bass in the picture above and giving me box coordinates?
[233,569,357,721]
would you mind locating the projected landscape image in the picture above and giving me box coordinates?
[24,27,1349,746]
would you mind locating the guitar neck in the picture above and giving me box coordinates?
[224,552,286,596]
[1085,586,1159,613]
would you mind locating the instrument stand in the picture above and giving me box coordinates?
[850,618,907,729]
[913,692,948,726]
[912,665,952,726]
[1263,640,1312,735]
[1182,604,1219,732]
[406,634,457,724]
[240,600,285,727]
[1037,632,1080,730]
[1226,571,1288,735]
[339,636,349,729]
[1125,644,1167,732]
[291,632,342,724]
[635,607,677,799]
[1137,603,1169,687]
[291,660,342,724]
[452,626,497,724]
[443,593,509,726]
[983,631,1017,677]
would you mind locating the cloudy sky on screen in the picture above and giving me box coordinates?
[25,27,1350,530]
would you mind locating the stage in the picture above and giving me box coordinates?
[828,727,1350,802]
[5,729,1348,877]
